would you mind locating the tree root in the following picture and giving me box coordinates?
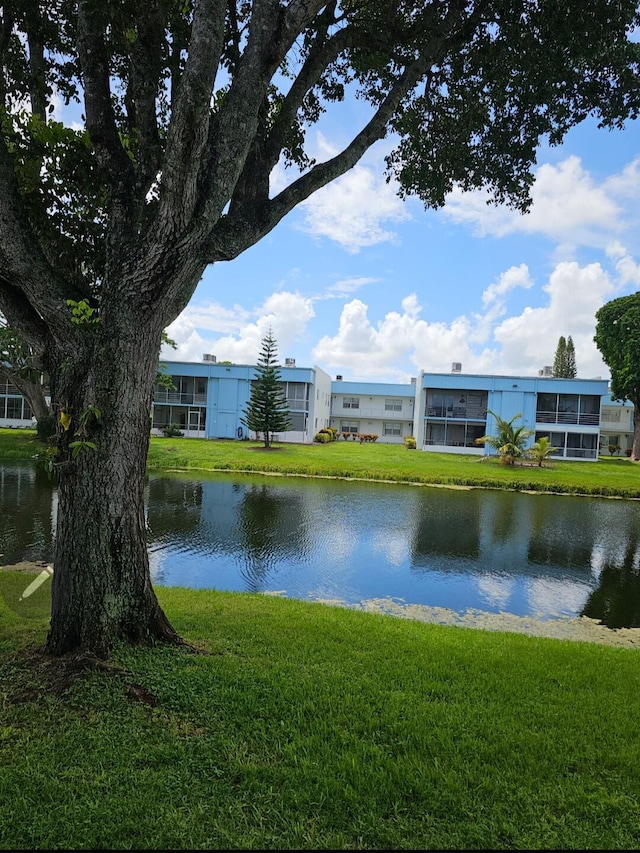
[4,637,212,707]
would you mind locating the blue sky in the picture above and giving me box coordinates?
[161,104,640,385]
[55,80,639,386]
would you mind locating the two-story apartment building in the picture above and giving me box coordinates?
[151,358,333,443]
[0,355,630,461]
[329,379,416,443]
[415,371,610,460]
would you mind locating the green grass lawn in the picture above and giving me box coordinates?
[1,427,637,498]
[2,586,640,850]
[1,428,640,849]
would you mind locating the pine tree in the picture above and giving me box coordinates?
[552,336,567,377]
[552,335,578,378]
[565,335,577,378]
[241,330,292,448]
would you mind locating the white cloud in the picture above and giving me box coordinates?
[163,291,315,364]
[312,294,425,379]
[310,254,636,382]
[296,165,411,253]
[482,264,534,307]
[325,276,379,298]
[443,155,631,247]
[606,241,640,286]
[492,261,616,377]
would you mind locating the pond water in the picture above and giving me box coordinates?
[1,463,640,630]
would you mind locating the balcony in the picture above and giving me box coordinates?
[341,406,411,419]
[426,407,487,420]
[154,391,207,406]
[536,410,600,426]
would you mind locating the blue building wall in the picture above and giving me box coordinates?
[155,361,330,441]
[416,372,610,459]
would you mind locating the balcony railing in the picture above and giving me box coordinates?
[426,407,487,420]
[564,447,599,459]
[423,438,481,448]
[153,391,207,405]
[536,410,600,426]
[341,406,411,419]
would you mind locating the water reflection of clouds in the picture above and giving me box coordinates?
[590,537,640,574]
[322,521,357,561]
[526,577,593,618]
[475,574,514,609]
[148,547,167,585]
[371,529,408,567]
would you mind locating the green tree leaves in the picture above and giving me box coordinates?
[594,293,640,459]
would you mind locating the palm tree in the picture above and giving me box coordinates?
[475,410,534,465]
[527,436,558,467]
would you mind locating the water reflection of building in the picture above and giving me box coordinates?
[0,466,56,563]
[409,489,621,617]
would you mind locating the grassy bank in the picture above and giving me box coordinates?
[2,431,640,848]
[1,428,638,498]
[2,583,640,850]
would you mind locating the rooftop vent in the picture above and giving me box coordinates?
[202,353,217,363]
[538,365,553,377]
[451,362,462,373]
[285,357,296,367]
[336,375,343,381]
[410,377,416,384]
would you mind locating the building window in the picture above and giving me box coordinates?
[6,397,24,419]
[340,421,359,433]
[287,382,307,409]
[424,421,486,447]
[534,431,565,455]
[425,389,487,419]
[343,397,359,409]
[289,412,306,431]
[383,422,402,436]
[600,434,620,450]
[537,394,600,426]
[603,408,621,422]
[385,398,402,412]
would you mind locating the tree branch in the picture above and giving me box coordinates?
[0,275,49,353]
[125,2,166,202]
[76,2,133,189]
[261,15,350,175]
[196,0,324,226]
[158,0,226,231]
[205,53,431,262]
[0,141,77,341]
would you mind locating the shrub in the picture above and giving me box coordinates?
[404,436,417,449]
[162,423,184,437]
[314,431,331,443]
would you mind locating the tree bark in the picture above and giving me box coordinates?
[9,373,50,421]
[44,310,180,658]
[632,402,640,462]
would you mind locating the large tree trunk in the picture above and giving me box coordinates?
[44,310,180,658]
[632,402,640,462]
